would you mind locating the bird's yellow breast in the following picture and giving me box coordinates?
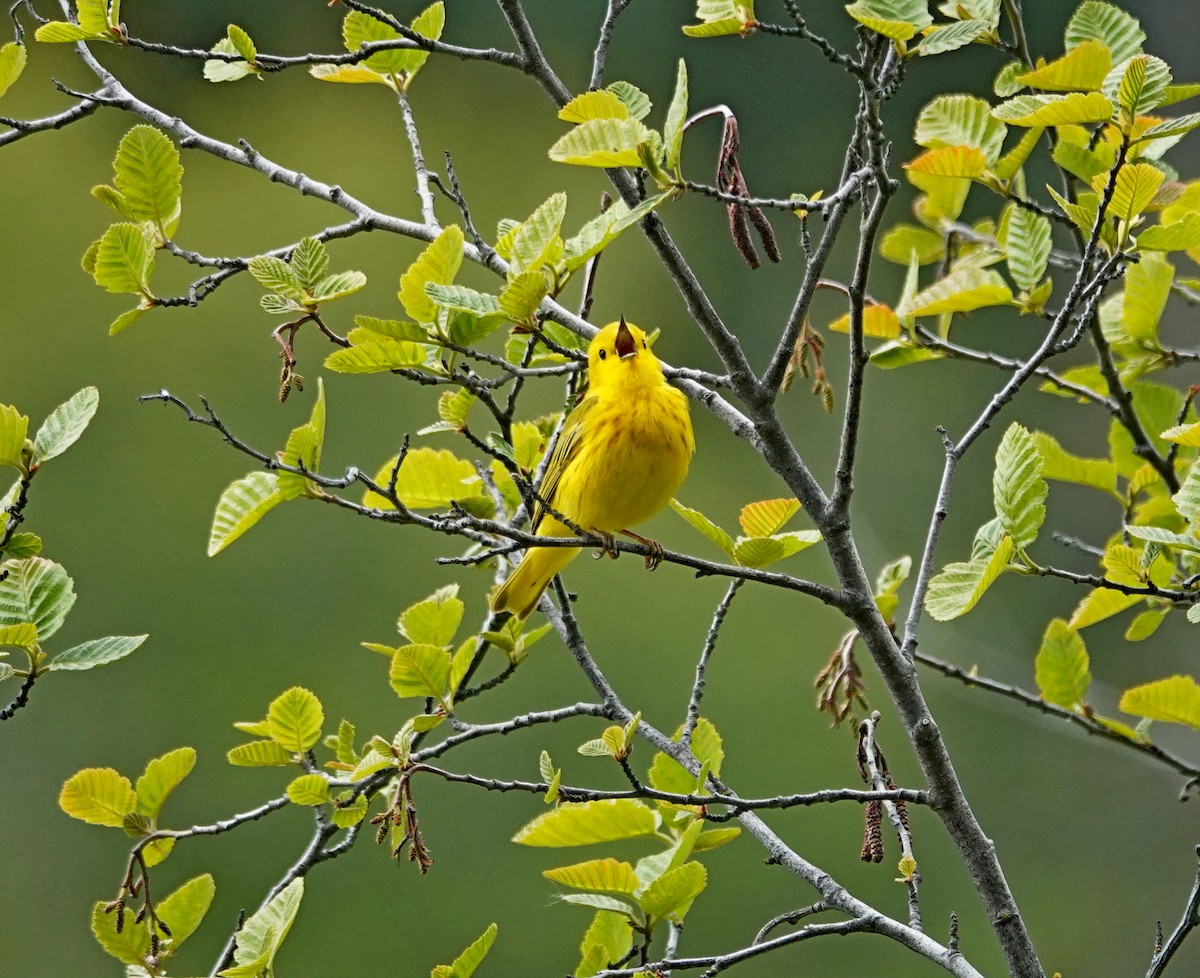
[554,382,693,533]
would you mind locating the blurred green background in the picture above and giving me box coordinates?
[3,1,1200,975]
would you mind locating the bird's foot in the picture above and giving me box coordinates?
[592,531,620,560]
[621,529,664,571]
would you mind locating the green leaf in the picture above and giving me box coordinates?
[1173,458,1200,523]
[365,447,484,511]
[507,195,568,282]
[424,283,503,320]
[1122,252,1172,343]
[1052,132,1115,182]
[915,94,1007,162]
[0,403,29,469]
[0,557,76,640]
[325,333,429,373]
[1137,212,1200,251]
[669,499,735,558]
[92,222,156,295]
[227,23,257,63]
[639,861,706,920]
[443,922,498,978]
[310,270,366,303]
[993,423,1047,550]
[545,858,640,895]
[248,255,304,300]
[992,91,1113,126]
[135,746,196,819]
[1065,2,1145,65]
[399,225,464,324]
[50,634,147,671]
[663,59,689,171]
[498,270,550,322]
[277,378,327,500]
[112,126,183,234]
[222,878,304,976]
[899,268,1013,318]
[267,686,324,752]
[558,90,629,123]
[1005,207,1052,293]
[289,237,329,293]
[1138,113,1200,143]
[732,532,821,568]
[331,792,369,829]
[1013,38,1111,91]
[1104,54,1171,120]
[399,585,464,647]
[34,21,107,44]
[575,911,633,978]
[0,622,37,649]
[1,532,40,559]
[158,874,217,952]
[513,799,659,847]
[108,307,149,336]
[693,827,742,852]
[1120,674,1200,729]
[390,643,451,699]
[90,898,150,965]
[1126,607,1168,641]
[1035,619,1091,709]
[844,0,932,41]
[227,740,294,766]
[0,42,27,97]
[32,386,99,464]
[207,471,285,557]
[59,767,137,826]
[916,19,991,57]
[606,80,652,120]
[738,498,799,537]
[204,36,260,83]
[879,223,946,265]
[549,117,654,168]
[1093,162,1164,225]
[925,534,1014,621]
[1031,432,1117,495]
[287,773,332,806]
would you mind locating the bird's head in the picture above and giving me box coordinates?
[586,317,663,389]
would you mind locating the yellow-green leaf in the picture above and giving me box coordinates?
[1014,38,1111,91]
[0,403,29,469]
[925,534,1014,620]
[1032,432,1117,495]
[0,42,27,97]
[738,498,800,537]
[993,422,1047,550]
[364,447,483,511]
[513,799,658,847]
[670,499,735,558]
[267,686,324,753]
[1120,675,1200,729]
[548,118,653,168]
[287,773,332,806]
[544,858,640,895]
[1092,162,1163,225]
[639,861,707,919]
[90,899,150,965]
[845,0,932,41]
[59,768,137,827]
[828,303,903,337]
[1065,2,1145,64]
[227,740,294,766]
[992,91,1113,126]
[899,268,1013,318]
[558,90,629,123]
[157,874,217,951]
[445,922,498,978]
[1122,252,1172,343]
[915,94,1007,161]
[136,747,196,820]
[399,225,464,324]
[1034,619,1091,709]
[207,471,284,557]
[390,643,451,699]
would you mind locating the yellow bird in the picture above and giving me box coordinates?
[490,318,694,620]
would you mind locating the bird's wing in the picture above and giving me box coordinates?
[531,394,595,533]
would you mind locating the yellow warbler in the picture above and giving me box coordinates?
[490,318,694,619]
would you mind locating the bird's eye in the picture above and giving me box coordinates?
[598,349,607,360]
[642,339,647,349]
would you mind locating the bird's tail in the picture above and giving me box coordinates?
[490,544,580,619]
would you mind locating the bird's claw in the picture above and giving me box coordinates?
[592,531,620,560]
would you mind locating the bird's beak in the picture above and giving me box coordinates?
[615,316,637,360]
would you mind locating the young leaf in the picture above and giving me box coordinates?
[1031,432,1117,495]
[207,471,285,557]
[325,335,429,373]
[915,94,1007,161]
[443,922,498,978]
[289,237,329,293]
[0,556,76,639]
[277,378,327,500]
[59,767,138,826]
[544,858,640,895]
[112,126,183,234]
[669,499,735,558]
[738,498,800,537]
[0,42,27,97]
[390,643,451,699]
[248,255,304,301]
[135,746,196,819]
[916,19,991,57]
[0,403,29,470]
[992,422,1047,550]
[1093,162,1164,226]
[399,225,465,324]
[364,447,484,511]
[663,59,689,172]
[992,91,1113,126]
[844,0,932,42]
[1103,54,1171,121]
[267,687,324,753]
[1122,252,1173,343]
[1119,675,1200,729]
[223,878,304,975]
[513,799,659,846]
[558,90,629,123]
[398,585,464,647]
[227,740,294,767]
[157,874,217,952]
[1005,207,1052,293]
[287,773,332,806]
[899,268,1013,318]
[1034,619,1091,709]
[1065,1,1145,65]
[1013,38,1111,91]
[90,898,150,965]
[638,861,707,919]
[0,622,37,649]
[204,36,260,83]
[828,303,903,338]
[32,386,99,465]
[92,222,156,295]
[924,535,1014,621]
[548,118,653,168]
